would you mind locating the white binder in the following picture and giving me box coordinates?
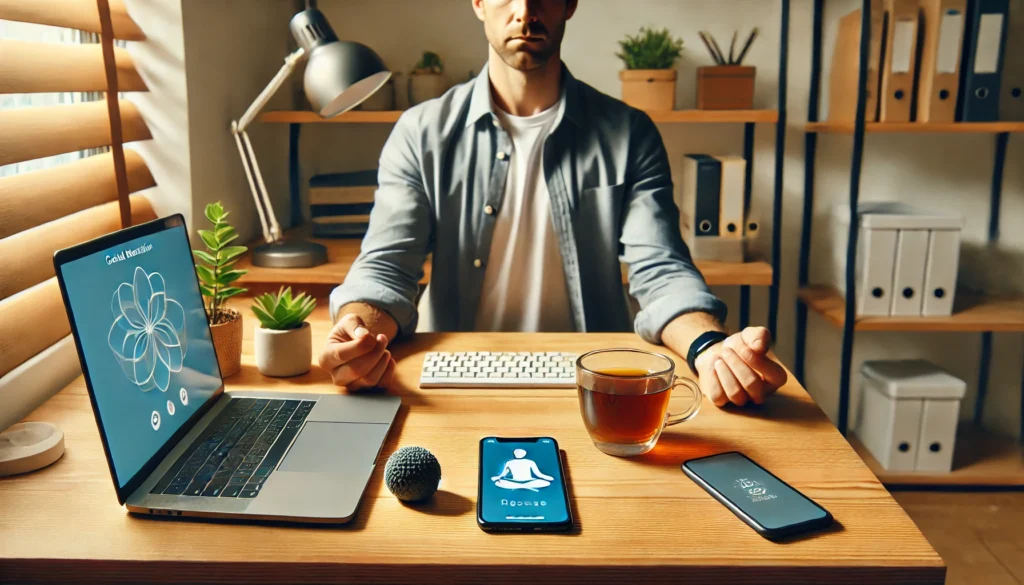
[922,229,961,316]
[915,398,962,473]
[856,228,898,316]
[713,155,746,239]
[890,229,929,316]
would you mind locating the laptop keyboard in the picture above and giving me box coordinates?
[150,397,315,499]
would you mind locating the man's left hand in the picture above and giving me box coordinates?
[693,327,788,407]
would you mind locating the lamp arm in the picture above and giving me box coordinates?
[230,47,306,244]
[237,47,305,132]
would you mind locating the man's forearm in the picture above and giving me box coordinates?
[337,302,399,342]
[660,311,727,373]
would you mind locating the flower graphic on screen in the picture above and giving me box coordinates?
[107,267,187,393]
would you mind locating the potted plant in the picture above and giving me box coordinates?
[193,202,248,378]
[251,287,317,377]
[408,51,446,107]
[616,27,684,111]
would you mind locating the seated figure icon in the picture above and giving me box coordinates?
[491,448,554,492]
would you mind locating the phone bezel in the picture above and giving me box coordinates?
[477,436,574,533]
[681,451,833,540]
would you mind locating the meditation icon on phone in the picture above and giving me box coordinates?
[492,449,554,492]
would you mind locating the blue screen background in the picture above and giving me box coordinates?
[61,225,221,487]
[480,438,568,524]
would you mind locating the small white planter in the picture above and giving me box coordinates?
[254,322,312,377]
[407,73,446,106]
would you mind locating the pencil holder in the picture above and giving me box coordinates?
[696,66,755,110]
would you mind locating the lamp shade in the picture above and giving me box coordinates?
[289,9,392,118]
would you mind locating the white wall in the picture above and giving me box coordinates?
[199,0,1022,438]
[180,0,301,243]
[123,0,192,228]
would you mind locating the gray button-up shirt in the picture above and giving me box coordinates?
[330,65,727,344]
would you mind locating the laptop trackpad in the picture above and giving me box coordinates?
[280,422,390,474]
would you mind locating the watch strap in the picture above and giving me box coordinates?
[687,331,729,375]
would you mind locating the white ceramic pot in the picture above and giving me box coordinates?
[254,322,312,377]
[407,73,446,106]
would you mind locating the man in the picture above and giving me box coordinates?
[318,0,787,407]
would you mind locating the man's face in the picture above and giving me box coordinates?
[474,0,578,71]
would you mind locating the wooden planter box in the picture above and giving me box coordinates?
[697,66,755,110]
[620,69,676,111]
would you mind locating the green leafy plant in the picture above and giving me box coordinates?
[616,27,684,70]
[413,51,444,74]
[193,202,248,324]
[251,287,317,330]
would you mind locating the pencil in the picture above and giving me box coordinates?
[698,31,722,64]
[735,27,759,65]
[728,30,737,65]
[708,33,727,67]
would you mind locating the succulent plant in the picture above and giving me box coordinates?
[193,202,247,324]
[251,287,317,330]
[616,27,684,70]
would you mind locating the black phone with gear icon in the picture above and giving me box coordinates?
[682,451,833,540]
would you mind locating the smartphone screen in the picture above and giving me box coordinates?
[682,452,832,539]
[478,437,571,531]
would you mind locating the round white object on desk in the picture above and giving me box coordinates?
[0,422,65,477]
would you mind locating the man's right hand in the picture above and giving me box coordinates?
[318,314,396,390]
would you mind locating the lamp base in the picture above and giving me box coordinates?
[252,239,328,268]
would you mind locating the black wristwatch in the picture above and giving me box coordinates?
[686,331,729,375]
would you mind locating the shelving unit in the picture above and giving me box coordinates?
[794,0,1022,487]
[798,286,1024,333]
[256,1,793,335]
[849,426,1024,488]
[236,229,773,297]
[262,109,780,125]
[805,121,1024,134]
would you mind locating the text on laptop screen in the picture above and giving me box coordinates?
[61,224,221,487]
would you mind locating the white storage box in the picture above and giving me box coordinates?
[831,202,963,317]
[854,359,967,473]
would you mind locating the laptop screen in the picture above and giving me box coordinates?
[60,223,221,487]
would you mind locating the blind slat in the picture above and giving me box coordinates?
[0,150,155,239]
[0,100,151,166]
[0,279,69,380]
[0,39,147,94]
[0,195,155,300]
[0,0,145,41]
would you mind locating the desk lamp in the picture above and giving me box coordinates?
[231,8,392,268]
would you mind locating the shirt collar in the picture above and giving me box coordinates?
[465,61,583,129]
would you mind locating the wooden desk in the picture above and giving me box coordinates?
[0,305,944,584]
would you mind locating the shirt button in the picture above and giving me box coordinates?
[473,259,483,268]
[484,205,494,215]
[496,151,507,160]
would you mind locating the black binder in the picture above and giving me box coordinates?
[684,154,721,237]
[958,0,1010,121]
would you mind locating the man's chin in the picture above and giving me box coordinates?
[502,51,551,71]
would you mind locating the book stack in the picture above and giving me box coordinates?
[828,0,1023,123]
[308,170,377,238]
[676,154,759,262]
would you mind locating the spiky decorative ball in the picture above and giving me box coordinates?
[384,446,441,502]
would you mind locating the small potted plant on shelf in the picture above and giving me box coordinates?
[193,202,248,378]
[616,27,684,111]
[251,287,317,377]
[408,51,446,107]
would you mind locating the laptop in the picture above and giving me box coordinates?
[53,214,400,523]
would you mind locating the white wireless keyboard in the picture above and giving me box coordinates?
[419,351,578,388]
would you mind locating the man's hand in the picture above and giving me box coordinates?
[693,327,787,407]
[318,313,396,390]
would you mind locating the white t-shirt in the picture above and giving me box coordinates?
[473,100,573,332]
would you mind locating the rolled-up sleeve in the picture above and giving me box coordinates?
[620,111,728,344]
[329,110,432,336]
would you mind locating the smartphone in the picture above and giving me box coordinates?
[682,451,833,540]
[477,437,573,533]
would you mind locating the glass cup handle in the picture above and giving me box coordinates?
[665,376,702,427]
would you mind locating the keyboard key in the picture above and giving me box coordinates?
[222,485,243,498]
